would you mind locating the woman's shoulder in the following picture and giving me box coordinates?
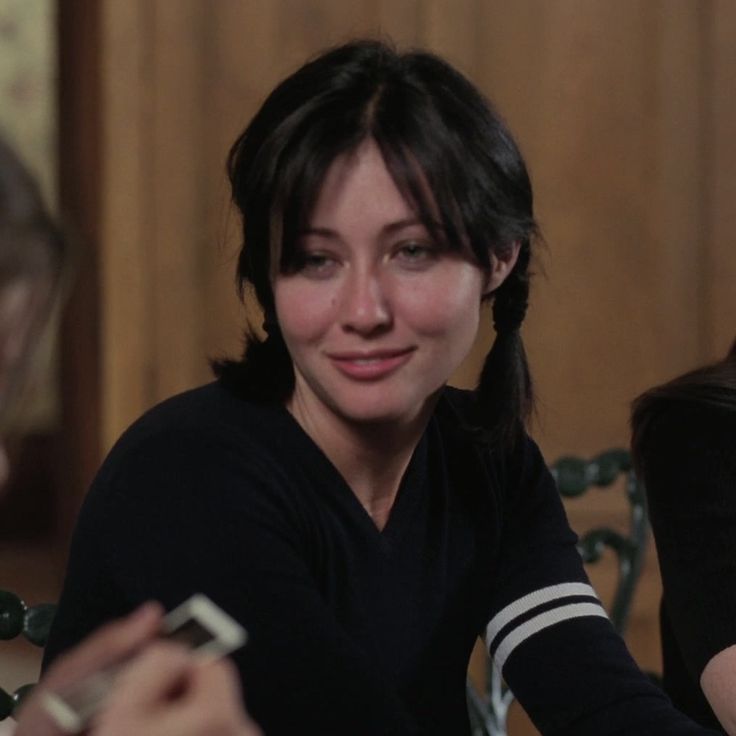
[438,385,549,494]
[114,380,280,440]
[94,381,296,490]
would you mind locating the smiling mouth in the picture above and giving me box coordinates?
[350,356,393,365]
[328,348,415,379]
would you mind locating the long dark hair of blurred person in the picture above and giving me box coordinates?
[632,339,736,734]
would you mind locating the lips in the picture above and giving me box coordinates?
[327,347,415,380]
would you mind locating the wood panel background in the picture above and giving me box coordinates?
[56,2,736,733]
[95,0,735,453]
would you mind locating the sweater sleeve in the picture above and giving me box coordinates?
[483,436,718,735]
[640,403,736,681]
[43,422,420,736]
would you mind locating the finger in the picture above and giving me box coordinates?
[158,660,261,736]
[16,600,164,733]
[101,641,193,715]
[41,601,164,690]
[191,658,243,703]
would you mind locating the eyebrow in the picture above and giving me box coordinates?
[299,218,436,239]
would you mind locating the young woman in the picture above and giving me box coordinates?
[0,137,259,736]
[44,40,717,735]
[631,340,736,735]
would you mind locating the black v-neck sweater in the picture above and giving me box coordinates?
[43,382,716,735]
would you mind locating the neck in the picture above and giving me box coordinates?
[286,396,436,530]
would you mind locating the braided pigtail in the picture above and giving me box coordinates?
[475,240,533,449]
[212,309,294,403]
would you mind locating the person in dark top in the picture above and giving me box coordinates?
[44,40,718,734]
[631,339,736,735]
[0,137,260,736]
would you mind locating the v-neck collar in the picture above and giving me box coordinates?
[270,403,430,542]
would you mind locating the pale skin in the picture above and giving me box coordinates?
[274,139,519,529]
[701,646,736,734]
[92,642,261,736]
[13,603,261,736]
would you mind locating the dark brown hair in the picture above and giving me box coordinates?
[630,338,736,472]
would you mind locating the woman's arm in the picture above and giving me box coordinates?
[486,435,718,735]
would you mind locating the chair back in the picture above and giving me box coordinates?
[466,448,649,736]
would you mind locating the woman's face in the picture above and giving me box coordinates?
[273,138,514,433]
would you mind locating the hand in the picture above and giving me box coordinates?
[14,601,164,736]
[701,644,736,735]
[90,642,261,736]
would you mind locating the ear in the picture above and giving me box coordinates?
[483,241,521,296]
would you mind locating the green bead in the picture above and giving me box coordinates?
[13,683,35,712]
[0,687,14,720]
[553,457,588,497]
[590,449,630,485]
[0,591,25,640]
[24,604,57,647]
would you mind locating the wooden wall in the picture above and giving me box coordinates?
[93,0,735,455]
[57,2,735,733]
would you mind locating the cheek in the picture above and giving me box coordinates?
[273,280,335,344]
[399,268,484,339]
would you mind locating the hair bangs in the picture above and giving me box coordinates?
[276,118,366,274]
[372,68,534,273]
[372,88,484,267]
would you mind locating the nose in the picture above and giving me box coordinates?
[340,266,392,335]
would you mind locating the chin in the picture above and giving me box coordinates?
[331,395,434,430]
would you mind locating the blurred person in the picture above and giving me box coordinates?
[0,136,260,736]
[632,339,736,734]
[0,137,64,483]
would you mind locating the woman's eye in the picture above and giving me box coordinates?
[297,252,338,277]
[395,242,437,265]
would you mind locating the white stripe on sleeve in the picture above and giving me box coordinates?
[492,602,608,671]
[484,583,608,672]
[485,582,600,644]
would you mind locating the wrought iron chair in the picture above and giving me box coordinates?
[466,448,649,736]
[0,590,55,720]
